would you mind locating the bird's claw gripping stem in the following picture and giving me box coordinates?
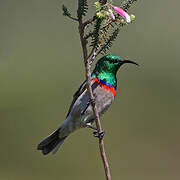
[86,123,105,139]
[93,130,105,139]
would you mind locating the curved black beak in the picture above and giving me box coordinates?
[121,59,139,66]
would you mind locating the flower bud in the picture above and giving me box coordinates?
[130,14,135,21]
[96,12,104,18]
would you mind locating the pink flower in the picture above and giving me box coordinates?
[109,4,131,23]
[108,9,115,20]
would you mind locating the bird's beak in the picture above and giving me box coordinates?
[121,59,139,66]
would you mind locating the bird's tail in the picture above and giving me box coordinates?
[37,128,67,155]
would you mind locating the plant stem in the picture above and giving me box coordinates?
[78,14,112,180]
[67,16,78,21]
[83,16,96,27]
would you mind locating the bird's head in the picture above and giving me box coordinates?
[93,54,138,76]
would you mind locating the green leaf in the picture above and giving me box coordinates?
[62,5,71,17]
[77,0,88,18]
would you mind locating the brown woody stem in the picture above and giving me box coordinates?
[78,14,112,180]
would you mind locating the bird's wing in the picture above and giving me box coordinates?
[66,80,87,118]
[66,79,98,118]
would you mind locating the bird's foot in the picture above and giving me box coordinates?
[86,123,105,139]
[87,123,97,131]
[93,130,105,139]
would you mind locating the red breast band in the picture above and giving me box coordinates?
[92,77,116,96]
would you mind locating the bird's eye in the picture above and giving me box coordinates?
[110,59,118,64]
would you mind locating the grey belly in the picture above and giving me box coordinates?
[70,86,115,126]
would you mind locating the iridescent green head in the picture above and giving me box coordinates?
[92,54,138,86]
[93,54,138,75]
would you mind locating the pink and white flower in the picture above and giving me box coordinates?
[109,4,131,23]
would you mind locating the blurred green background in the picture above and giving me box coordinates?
[0,0,180,180]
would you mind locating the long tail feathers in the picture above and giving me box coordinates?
[37,128,67,155]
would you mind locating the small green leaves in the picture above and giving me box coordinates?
[121,0,138,11]
[91,18,103,49]
[62,5,71,17]
[88,0,138,54]
[61,0,138,58]
[101,28,120,54]
[77,0,88,18]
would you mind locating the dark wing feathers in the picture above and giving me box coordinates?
[66,79,99,118]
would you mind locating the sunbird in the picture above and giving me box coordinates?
[37,54,138,155]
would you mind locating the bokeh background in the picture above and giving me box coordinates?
[0,0,180,180]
